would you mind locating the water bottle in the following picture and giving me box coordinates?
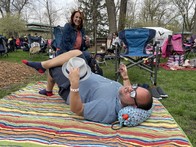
[49,48,53,59]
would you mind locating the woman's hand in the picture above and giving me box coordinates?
[56,48,60,51]
[85,35,90,47]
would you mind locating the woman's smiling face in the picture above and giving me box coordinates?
[73,12,82,27]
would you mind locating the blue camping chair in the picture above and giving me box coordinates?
[115,28,160,85]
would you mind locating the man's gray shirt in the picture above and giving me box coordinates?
[66,73,122,124]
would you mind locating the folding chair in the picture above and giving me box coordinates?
[94,37,108,66]
[115,28,159,86]
[162,34,188,68]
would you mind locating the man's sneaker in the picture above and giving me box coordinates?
[39,89,54,96]
[156,87,168,98]
[138,83,150,89]
[150,87,162,100]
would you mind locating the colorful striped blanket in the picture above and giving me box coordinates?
[0,81,192,147]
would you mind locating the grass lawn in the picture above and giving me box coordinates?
[0,49,195,146]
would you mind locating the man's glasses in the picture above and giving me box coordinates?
[130,84,138,107]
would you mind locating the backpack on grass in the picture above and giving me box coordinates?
[89,57,103,76]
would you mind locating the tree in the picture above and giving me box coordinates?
[34,0,62,39]
[0,0,11,17]
[105,0,117,33]
[12,0,29,15]
[78,0,127,36]
[118,0,127,32]
[0,0,29,17]
[0,14,26,36]
[125,0,138,28]
[43,0,60,39]
[0,0,29,36]
[78,0,109,38]
[193,4,196,34]
[138,0,171,27]
[172,0,196,32]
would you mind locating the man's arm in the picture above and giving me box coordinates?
[68,67,84,116]
[119,64,131,86]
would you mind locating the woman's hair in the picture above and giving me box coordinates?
[70,10,84,30]
[113,32,118,37]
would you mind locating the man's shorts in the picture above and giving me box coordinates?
[49,54,86,102]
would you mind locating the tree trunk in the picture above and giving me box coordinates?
[192,4,196,34]
[118,0,127,32]
[105,0,117,33]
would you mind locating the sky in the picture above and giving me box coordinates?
[56,0,76,8]
[54,0,77,26]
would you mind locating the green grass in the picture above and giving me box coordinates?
[0,50,49,63]
[0,50,195,146]
[100,59,196,146]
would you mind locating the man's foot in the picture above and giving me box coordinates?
[150,87,162,100]
[156,87,168,98]
[39,89,54,96]
[22,60,46,73]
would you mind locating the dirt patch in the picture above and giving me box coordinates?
[0,61,41,88]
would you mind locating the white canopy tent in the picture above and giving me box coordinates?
[144,27,173,46]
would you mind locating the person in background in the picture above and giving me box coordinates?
[111,32,121,47]
[107,32,121,55]
[37,9,91,96]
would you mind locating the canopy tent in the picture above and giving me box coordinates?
[144,27,173,46]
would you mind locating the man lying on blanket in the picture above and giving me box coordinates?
[22,50,153,124]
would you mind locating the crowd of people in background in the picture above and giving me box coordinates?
[0,33,49,54]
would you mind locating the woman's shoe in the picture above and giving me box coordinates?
[39,89,54,96]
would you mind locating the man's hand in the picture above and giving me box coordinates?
[68,67,83,116]
[119,63,131,86]
[119,63,128,79]
[68,67,80,88]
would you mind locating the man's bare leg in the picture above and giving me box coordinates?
[39,72,55,96]
[41,50,82,69]
[46,73,55,91]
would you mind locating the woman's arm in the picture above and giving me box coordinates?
[60,23,75,53]
[80,29,89,51]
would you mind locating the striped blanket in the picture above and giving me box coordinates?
[0,81,192,147]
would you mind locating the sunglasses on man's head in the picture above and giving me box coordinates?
[130,84,138,107]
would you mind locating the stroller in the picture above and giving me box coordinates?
[28,35,42,56]
[0,35,8,57]
[161,34,185,69]
[7,37,16,52]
